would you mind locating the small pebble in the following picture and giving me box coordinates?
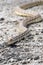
[41,30,43,33]
[34,56,39,60]
[0,18,5,21]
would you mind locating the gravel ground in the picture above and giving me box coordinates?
[0,0,43,65]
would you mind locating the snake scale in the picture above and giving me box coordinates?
[4,0,43,45]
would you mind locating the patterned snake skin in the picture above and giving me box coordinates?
[2,0,43,46]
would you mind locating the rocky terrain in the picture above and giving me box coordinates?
[0,0,43,65]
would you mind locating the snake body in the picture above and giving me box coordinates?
[20,0,43,9]
[7,0,43,45]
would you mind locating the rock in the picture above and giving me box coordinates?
[34,56,39,60]
[0,18,5,21]
[41,30,43,33]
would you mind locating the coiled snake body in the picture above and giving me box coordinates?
[7,0,43,45]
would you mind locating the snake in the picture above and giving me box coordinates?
[7,0,43,45]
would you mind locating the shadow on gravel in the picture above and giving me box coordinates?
[9,44,17,48]
[8,42,18,48]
